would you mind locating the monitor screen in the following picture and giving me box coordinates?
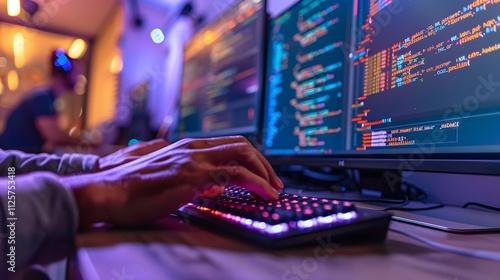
[262,0,353,156]
[178,0,267,138]
[349,0,500,155]
[262,0,500,174]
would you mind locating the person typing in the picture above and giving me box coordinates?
[0,136,282,279]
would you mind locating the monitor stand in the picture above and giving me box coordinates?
[353,169,500,233]
[285,168,500,233]
[284,192,500,234]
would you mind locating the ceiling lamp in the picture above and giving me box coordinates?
[7,70,19,91]
[13,32,25,68]
[150,28,165,44]
[0,78,4,95]
[68,38,88,59]
[110,55,123,74]
[7,0,21,17]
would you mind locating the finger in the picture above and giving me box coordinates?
[211,165,279,200]
[194,143,270,184]
[193,137,283,191]
[187,135,248,149]
[250,191,259,200]
[128,156,183,175]
[123,140,189,165]
[234,143,284,191]
[136,137,283,191]
[131,139,169,156]
[193,136,283,191]
[201,185,225,198]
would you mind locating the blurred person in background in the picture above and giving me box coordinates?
[0,49,91,153]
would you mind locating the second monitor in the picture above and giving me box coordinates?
[263,0,353,155]
[178,0,267,138]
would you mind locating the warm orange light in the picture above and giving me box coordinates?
[0,57,7,67]
[69,126,81,137]
[58,115,70,129]
[7,70,19,91]
[7,0,21,17]
[68,38,88,59]
[13,32,25,68]
[203,31,215,45]
[110,55,123,74]
[0,78,4,95]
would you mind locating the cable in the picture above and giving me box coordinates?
[400,181,428,201]
[276,166,353,192]
[463,202,500,213]
[347,169,429,202]
[390,228,500,261]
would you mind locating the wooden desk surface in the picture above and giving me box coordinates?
[69,217,500,280]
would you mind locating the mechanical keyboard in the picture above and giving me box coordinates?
[176,186,392,248]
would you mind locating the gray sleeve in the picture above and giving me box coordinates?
[0,172,78,278]
[0,149,98,176]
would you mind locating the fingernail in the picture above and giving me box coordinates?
[273,189,280,200]
[276,176,284,189]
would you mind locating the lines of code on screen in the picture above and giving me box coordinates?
[179,0,265,138]
[263,0,352,156]
[351,0,500,153]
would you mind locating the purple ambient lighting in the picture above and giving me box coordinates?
[186,204,359,235]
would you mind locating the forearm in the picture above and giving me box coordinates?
[0,173,78,278]
[0,149,98,176]
[61,175,113,228]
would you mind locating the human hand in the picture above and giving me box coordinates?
[95,139,169,172]
[64,136,283,227]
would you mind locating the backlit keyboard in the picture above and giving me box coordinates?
[177,186,392,248]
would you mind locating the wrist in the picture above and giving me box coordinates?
[62,175,112,228]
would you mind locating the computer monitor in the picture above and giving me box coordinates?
[177,0,267,138]
[346,0,500,174]
[263,0,500,176]
[262,0,353,156]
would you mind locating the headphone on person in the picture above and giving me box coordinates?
[51,48,80,90]
[51,48,73,75]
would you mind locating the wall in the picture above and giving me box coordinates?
[147,16,193,132]
[191,0,300,19]
[267,0,299,16]
[117,0,172,127]
[86,5,123,129]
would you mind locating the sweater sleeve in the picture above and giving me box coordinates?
[0,172,78,279]
[0,149,98,176]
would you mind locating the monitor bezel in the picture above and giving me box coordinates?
[265,154,500,176]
